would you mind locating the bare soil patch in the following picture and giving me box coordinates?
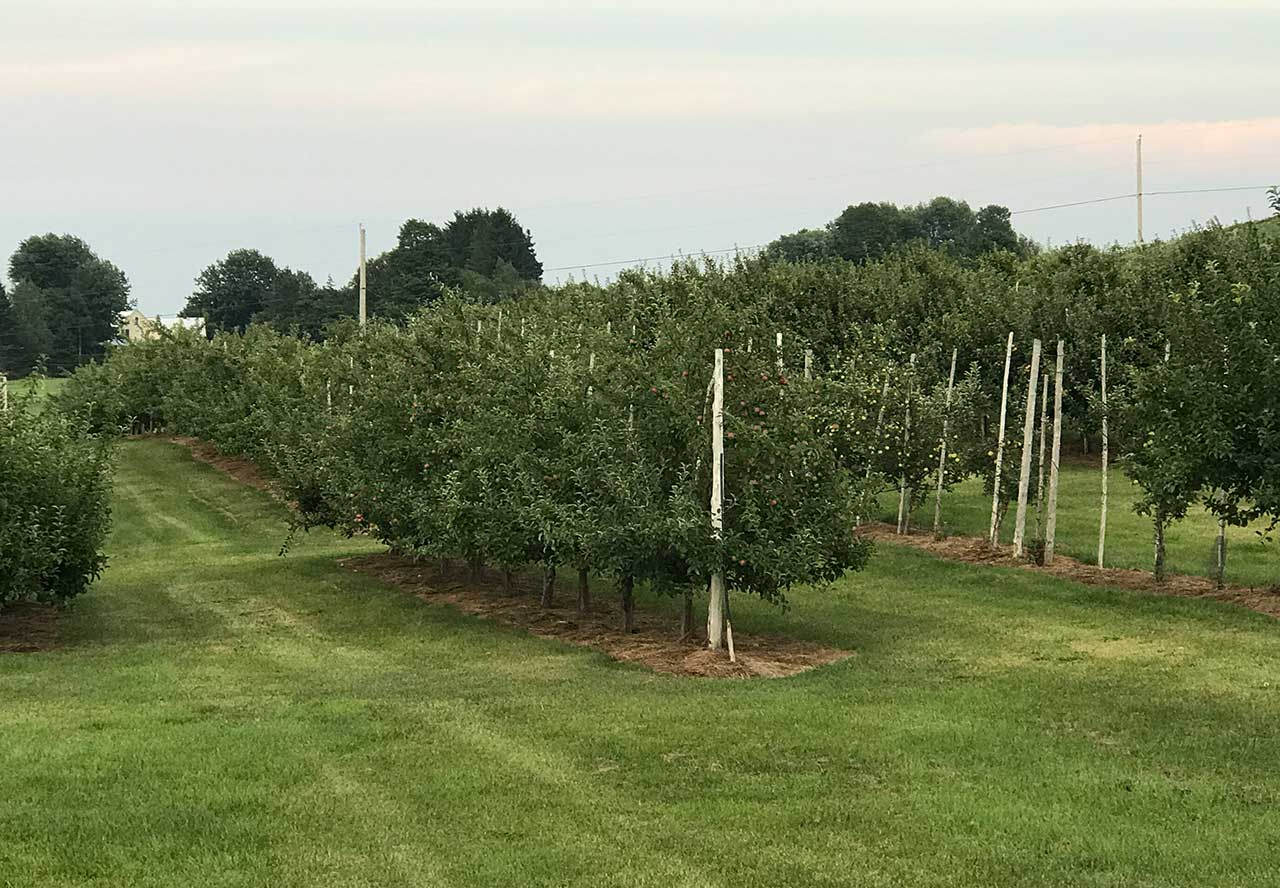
[861,523,1280,619]
[0,602,60,653]
[343,554,853,679]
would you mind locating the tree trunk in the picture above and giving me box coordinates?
[502,569,516,596]
[468,557,483,582]
[577,568,590,613]
[438,558,450,575]
[680,588,694,640]
[620,576,635,633]
[540,565,556,608]
[1153,515,1167,583]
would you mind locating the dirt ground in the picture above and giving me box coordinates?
[860,523,1280,620]
[344,554,854,679]
[0,602,60,653]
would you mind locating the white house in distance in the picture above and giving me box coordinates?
[119,310,206,342]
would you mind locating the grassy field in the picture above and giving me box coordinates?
[3,438,1280,886]
[7,377,67,399]
[880,462,1279,588]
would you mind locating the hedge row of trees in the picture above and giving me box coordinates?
[0,392,114,607]
[45,219,1280,623]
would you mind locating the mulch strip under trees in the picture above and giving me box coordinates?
[343,554,853,679]
[861,523,1280,619]
[0,602,60,653]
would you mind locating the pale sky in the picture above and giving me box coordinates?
[3,0,1278,314]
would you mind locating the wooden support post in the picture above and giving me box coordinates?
[1036,374,1049,533]
[1098,334,1109,567]
[804,349,813,381]
[1044,341,1065,564]
[707,349,729,655]
[775,332,783,372]
[1012,339,1043,558]
[358,223,367,326]
[989,332,1015,546]
[1,375,7,412]
[896,354,917,535]
[858,374,892,527]
[1215,519,1227,588]
[933,349,958,538]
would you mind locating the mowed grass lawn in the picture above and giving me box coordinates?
[3,438,1280,887]
[8,377,66,399]
[881,462,1280,588]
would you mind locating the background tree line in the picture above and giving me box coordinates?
[180,207,543,337]
[0,235,131,376]
[765,196,1036,265]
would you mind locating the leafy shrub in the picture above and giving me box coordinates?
[0,392,114,606]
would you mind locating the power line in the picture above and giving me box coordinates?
[1011,184,1274,216]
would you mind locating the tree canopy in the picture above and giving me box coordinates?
[2,235,131,375]
[182,208,544,335]
[765,196,1035,265]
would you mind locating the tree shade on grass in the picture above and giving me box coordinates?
[2,438,1280,886]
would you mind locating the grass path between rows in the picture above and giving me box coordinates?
[2,438,1279,887]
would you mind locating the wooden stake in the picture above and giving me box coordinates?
[804,349,813,381]
[776,332,783,372]
[989,332,1015,546]
[1215,518,1227,588]
[896,354,916,535]
[932,349,958,538]
[1012,339,1043,557]
[358,223,367,326]
[1036,374,1049,533]
[1044,341,1065,564]
[707,348,728,652]
[1098,334,1109,567]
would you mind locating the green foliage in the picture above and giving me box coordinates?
[5,234,131,375]
[62,267,880,620]
[0,388,114,606]
[769,195,1034,267]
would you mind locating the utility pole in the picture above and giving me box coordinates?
[1136,134,1144,245]
[358,223,367,326]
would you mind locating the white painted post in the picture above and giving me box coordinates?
[1012,339,1043,558]
[348,355,354,398]
[746,337,752,354]
[896,354,917,535]
[326,379,332,411]
[804,349,813,381]
[586,352,595,396]
[1098,334,1109,567]
[989,332,1015,546]
[933,348,958,538]
[497,309,503,342]
[776,332,783,372]
[358,223,367,326]
[1045,341,1065,564]
[707,348,729,655]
